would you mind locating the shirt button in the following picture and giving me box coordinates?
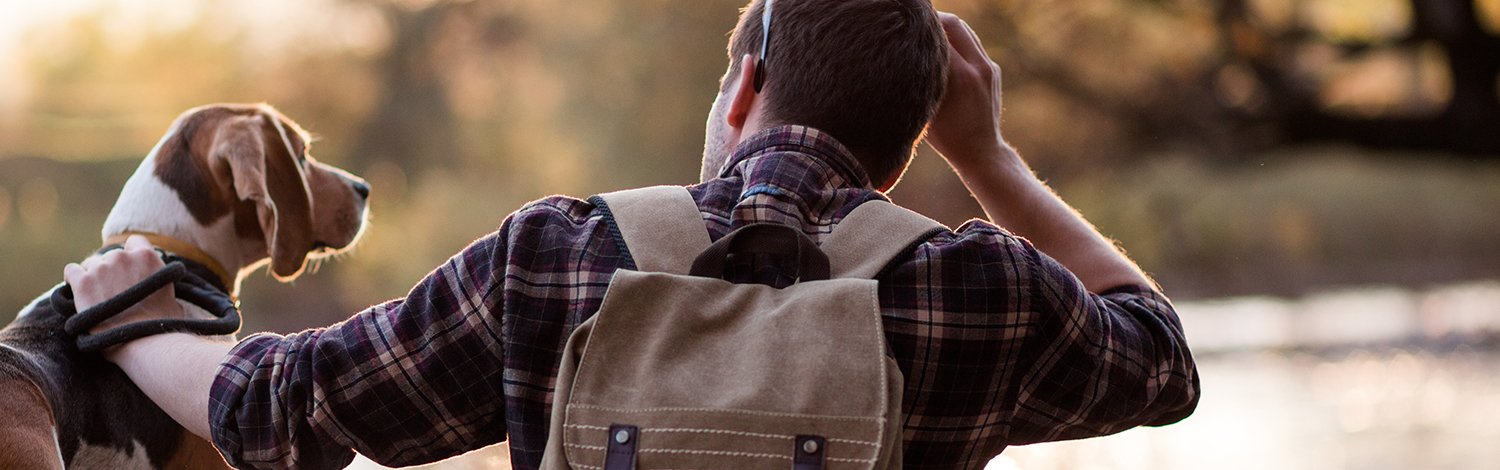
[801,439,819,454]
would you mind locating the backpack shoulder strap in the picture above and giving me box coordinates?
[824,199,946,279]
[597,185,711,275]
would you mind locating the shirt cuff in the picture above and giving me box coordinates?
[207,332,286,468]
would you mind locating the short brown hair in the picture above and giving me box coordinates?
[727,0,947,185]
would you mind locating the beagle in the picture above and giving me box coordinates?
[0,104,369,469]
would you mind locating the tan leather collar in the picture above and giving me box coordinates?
[102,232,234,290]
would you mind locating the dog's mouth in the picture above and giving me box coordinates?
[311,241,336,255]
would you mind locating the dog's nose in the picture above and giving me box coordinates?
[352,181,371,199]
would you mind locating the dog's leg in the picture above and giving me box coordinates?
[0,372,64,470]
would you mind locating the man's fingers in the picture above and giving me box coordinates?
[957,15,987,54]
[76,235,163,283]
[123,235,165,269]
[954,18,1003,88]
[125,234,153,252]
[938,12,985,64]
[81,252,109,270]
[956,18,1001,74]
[64,263,85,284]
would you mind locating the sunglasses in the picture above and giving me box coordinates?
[754,0,774,92]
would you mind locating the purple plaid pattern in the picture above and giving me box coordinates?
[209,126,1199,469]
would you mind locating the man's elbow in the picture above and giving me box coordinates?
[1143,363,1201,427]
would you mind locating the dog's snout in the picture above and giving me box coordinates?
[352,181,370,199]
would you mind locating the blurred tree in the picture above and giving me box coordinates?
[345,0,522,174]
[525,0,743,189]
[8,9,258,160]
[1219,0,1500,154]
[954,0,1500,163]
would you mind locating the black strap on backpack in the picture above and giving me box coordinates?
[689,223,830,282]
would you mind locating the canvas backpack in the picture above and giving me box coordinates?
[540,186,943,470]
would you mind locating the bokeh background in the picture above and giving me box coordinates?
[2,0,1498,468]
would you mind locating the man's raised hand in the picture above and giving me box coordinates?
[925,12,1010,170]
[919,12,1153,292]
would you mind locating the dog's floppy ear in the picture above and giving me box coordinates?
[213,113,316,280]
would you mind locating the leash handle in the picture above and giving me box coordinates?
[54,261,242,353]
[61,262,185,335]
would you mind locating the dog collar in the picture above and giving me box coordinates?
[101,232,234,290]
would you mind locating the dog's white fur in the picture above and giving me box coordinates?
[102,125,247,273]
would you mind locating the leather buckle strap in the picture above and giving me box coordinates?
[604,424,639,470]
[689,223,830,283]
[793,435,826,470]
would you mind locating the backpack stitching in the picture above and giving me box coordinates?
[564,424,880,446]
[569,403,884,422]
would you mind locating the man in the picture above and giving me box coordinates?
[67,1,1199,468]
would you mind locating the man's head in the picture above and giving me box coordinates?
[701,0,948,190]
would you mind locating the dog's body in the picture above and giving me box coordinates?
[0,104,368,469]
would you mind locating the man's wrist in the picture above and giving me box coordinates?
[104,332,171,364]
[105,331,231,364]
[950,143,1035,190]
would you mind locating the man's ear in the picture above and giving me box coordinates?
[214,114,315,281]
[726,54,761,130]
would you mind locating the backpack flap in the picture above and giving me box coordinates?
[559,270,891,469]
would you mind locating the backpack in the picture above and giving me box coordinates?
[541,186,943,470]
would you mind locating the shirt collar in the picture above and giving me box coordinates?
[710,125,886,232]
[718,125,873,189]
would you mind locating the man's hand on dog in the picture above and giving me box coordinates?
[64,235,185,341]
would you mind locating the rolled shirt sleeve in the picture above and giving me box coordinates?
[1003,238,1200,444]
[208,226,510,469]
[886,221,1200,465]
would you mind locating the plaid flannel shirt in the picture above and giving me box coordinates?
[209,125,1199,469]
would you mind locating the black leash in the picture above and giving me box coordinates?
[51,253,241,353]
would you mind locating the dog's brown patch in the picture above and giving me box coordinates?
[0,370,63,470]
[152,107,258,225]
[255,116,317,279]
[233,198,266,242]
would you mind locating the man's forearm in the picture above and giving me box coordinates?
[950,144,1153,292]
[108,333,235,441]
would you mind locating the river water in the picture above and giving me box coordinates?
[999,280,1500,470]
[997,347,1500,469]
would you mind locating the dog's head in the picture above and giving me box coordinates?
[151,103,368,281]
